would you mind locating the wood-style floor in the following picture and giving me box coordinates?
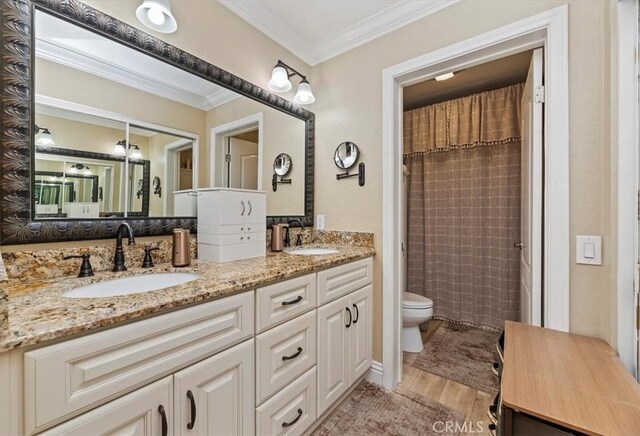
[400,320,494,436]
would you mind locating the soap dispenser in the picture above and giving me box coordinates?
[172,228,191,267]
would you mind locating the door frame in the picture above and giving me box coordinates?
[614,0,639,377]
[381,5,569,388]
[209,113,264,190]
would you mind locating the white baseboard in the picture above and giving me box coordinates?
[365,360,383,386]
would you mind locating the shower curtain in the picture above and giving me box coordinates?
[404,83,523,329]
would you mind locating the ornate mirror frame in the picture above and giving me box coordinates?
[0,0,314,245]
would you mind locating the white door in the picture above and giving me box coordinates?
[39,376,173,436]
[520,48,544,326]
[173,340,254,436]
[349,285,372,381]
[317,294,350,416]
[240,154,259,190]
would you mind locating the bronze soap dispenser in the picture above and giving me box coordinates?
[172,228,191,267]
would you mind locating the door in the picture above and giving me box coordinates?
[317,294,350,416]
[349,285,372,381]
[173,340,254,436]
[240,154,258,190]
[39,376,173,436]
[520,48,544,326]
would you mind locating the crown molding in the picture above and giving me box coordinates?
[219,0,459,66]
[36,39,238,111]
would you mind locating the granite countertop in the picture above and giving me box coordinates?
[0,244,375,353]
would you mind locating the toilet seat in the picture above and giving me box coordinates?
[402,292,433,309]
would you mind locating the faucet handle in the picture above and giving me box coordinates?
[142,246,160,268]
[64,253,94,278]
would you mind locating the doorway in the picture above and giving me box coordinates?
[381,6,569,389]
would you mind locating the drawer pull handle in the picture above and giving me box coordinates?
[282,295,303,306]
[158,405,168,436]
[346,307,352,328]
[282,347,303,361]
[240,200,246,216]
[248,200,253,215]
[187,390,197,430]
[352,303,359,323]
[282,408,303,428]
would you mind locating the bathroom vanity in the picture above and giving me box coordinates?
[0,250,374,435]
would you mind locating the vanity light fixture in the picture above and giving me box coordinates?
[68,163,91,175]
[130,145,143,160]
[136,0,177,33]
[435,72,455,81]
[113,140,143,159]
[35,125,55,146]
[113,140,127,156]
[268,60,315,105]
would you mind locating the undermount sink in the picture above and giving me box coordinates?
[62,272,200,298]
[287,248,340,256]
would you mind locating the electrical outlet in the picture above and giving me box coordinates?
[316,214,325,230]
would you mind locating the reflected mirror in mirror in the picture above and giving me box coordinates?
[334,142,360,170]
[273,153,292,176]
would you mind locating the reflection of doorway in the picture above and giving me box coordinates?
[210,112,264,190]
[164,139,194,216]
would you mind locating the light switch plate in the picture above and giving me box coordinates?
[576,235,602,265]
[316,214,325,230]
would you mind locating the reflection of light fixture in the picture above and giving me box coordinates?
[136,0,177,33]
[35,125,55,146]
[435,72,455,81]
[69,163,91,175]
[267,60,315,105]
[130,145,143,159]
[113,140,126,156]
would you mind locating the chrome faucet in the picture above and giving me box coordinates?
[113,223,135,272]
[284,219,305,247]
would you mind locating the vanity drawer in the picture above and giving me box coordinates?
[256,366,317,436]
[256,310,316,404]
[256,273,316,333]
[24,292,254,434]
[317,257,373,305]
[198,240,265,263]
[198,223,262,235]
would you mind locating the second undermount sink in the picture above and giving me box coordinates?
[287,248,340,256]
[62,272,200,298]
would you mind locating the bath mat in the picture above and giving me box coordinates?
[411,321,500,393]
[312,381,465,436]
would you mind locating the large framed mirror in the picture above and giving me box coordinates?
[0,0,314,244]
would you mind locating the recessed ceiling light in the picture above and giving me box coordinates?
[435,72,455,81]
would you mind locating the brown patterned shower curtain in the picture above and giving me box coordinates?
[404,84,523,329]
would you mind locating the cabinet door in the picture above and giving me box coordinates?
[317,294,350,416]
[349,285,372,383]
[173,339,254,436]
[39,376,173,436]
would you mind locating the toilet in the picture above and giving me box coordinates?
[402,292,434,353]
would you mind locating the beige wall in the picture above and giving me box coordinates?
[311,0,614,360]
[206,98,307,215]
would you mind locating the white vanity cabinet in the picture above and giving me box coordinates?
[7,256,373,436]
[197,188,266,263]
[173,340,255,436]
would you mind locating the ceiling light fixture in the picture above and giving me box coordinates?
[435,72,455,81]
[136,0,177,33]
[268,60,315,105]
[35,125,55,146]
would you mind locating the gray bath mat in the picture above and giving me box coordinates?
[312,381,465,436]
[411,321,500,393]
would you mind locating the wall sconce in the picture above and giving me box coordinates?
[136,0,177,33]
[268,60,315,105]
[113,140,143,159]
[35,125,55,146]
[68,163,92,176]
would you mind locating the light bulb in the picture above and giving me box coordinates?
[268,66,292,93]
[35,128,55,146]
[147,7,165,25]
[293,79,315,105]
[130,146,142,160]
[113,141,126,156]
